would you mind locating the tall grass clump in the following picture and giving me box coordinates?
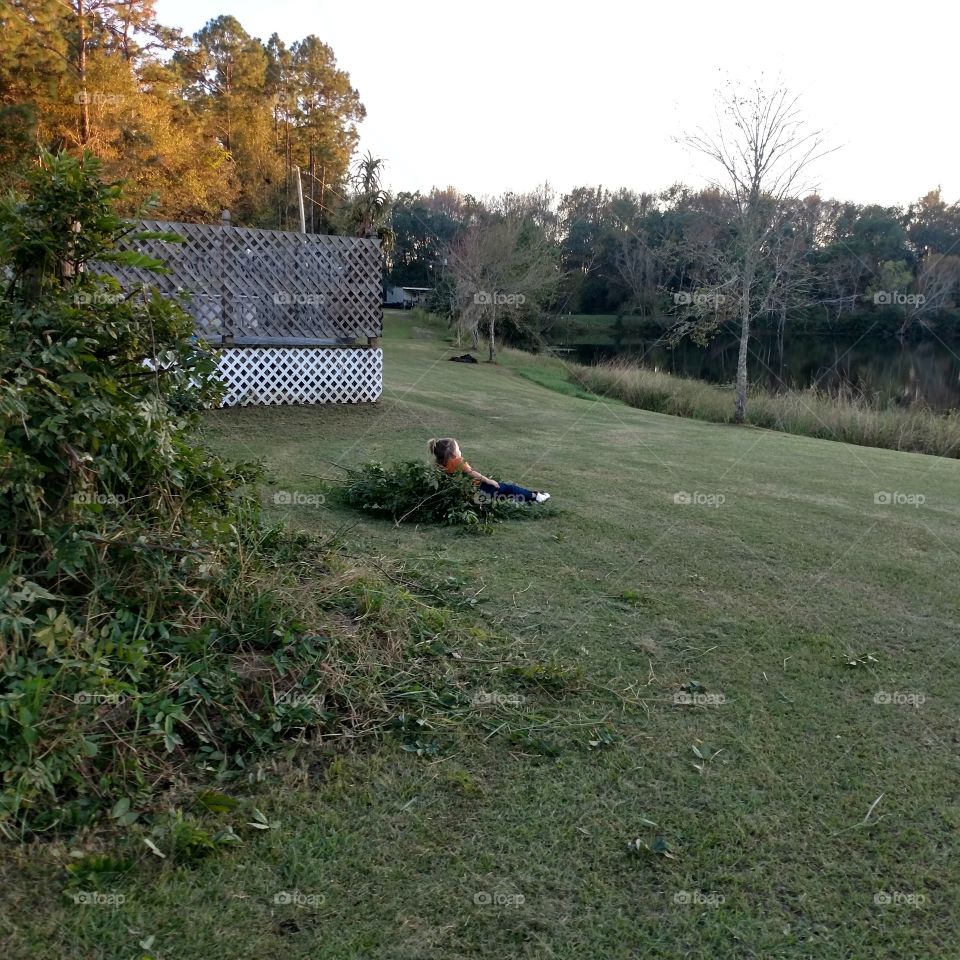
[569,359,960,457]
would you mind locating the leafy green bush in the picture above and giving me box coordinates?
[0,152,283,832]
[0,153,484,836]
[342,460,545,526]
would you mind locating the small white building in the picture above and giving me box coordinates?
[385,286,432,309]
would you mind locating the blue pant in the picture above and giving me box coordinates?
[479,480,536,502]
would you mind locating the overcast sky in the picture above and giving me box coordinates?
[154,0,959,208]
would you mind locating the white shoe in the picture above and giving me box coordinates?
[534,491,551,503]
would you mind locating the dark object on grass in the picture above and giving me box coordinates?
[449,353,478,363]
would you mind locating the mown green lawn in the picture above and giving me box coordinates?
[8,315,959,959]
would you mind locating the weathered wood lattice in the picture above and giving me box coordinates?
[96,218,384,406]
[97,219,383,344]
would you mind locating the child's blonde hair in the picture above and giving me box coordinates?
[427,437,458,465]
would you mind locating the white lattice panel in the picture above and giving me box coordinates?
[216,347,382,406]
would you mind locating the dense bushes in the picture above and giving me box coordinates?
[0,154,477,836]
[0,154,283,832]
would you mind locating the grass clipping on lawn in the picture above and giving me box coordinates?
[340,460,552,526]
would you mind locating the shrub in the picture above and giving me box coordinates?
[0,153,480,835]
[341,459,548,526]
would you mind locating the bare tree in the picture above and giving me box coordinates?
[683,83,829,421]
[616,229,661,318]
[901,253,960,336]
[445,215,558,362]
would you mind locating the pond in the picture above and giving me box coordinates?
[552,326,960,411]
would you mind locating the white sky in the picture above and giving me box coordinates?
[154,0,960,208]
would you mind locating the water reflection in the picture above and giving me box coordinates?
[561,330,960,411]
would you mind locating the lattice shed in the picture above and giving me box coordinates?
[97,216,383,406]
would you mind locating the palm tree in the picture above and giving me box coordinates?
[342,151,392,245]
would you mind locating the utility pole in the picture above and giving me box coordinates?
[293,165,306,233]
[320,163,327,230]
[309,145,315,233]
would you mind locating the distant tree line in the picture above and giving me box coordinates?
[4,11,958,350]
[387,184,960,343]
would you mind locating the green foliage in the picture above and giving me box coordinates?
[0,152,268,832]
[0,153,482,836]
[165,810,222,863]
[341,460,546,527]
[64,853,134,887]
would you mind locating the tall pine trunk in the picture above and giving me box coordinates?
[76,0,90,145]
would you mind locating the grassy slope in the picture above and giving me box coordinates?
[10,315,960,959]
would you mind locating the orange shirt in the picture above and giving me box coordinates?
[443,455,478,483]
[443,455,471,475]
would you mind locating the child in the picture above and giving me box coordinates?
[427,438,550,503]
